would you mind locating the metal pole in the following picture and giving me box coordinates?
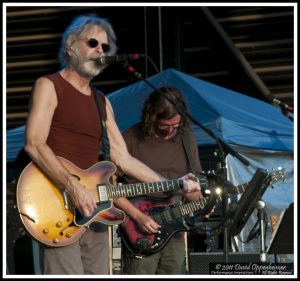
[257,200,267,262]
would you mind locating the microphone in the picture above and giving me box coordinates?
[95,54,145,65]
[272,98,294,113]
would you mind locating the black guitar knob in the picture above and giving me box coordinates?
[136,238,151,251]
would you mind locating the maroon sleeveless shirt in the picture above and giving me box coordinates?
[45,72,105,169]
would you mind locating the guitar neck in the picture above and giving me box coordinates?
[151,170,284,224]
[179,197,210,216]
[180,170,283,216]
[153,182,248,222]
[179,194,224,217]
[101,179,183,201]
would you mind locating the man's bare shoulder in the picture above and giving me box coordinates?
[34,76,54,88]
[30,76,57,108]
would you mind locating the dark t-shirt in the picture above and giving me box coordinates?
[122,123,201,183]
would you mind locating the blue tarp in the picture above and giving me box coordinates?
[6,68,294,162]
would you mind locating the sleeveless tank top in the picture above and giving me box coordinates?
[45,72,105,169]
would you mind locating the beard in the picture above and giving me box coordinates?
[69,49,107,80]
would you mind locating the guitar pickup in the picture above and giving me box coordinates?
[97,185,108,201]
[63,190,70,210]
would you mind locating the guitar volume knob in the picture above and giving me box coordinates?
[56,221,62,227]
[53,238,60,244]
[43,228,49,234]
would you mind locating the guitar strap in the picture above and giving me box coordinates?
[182,128,197,174]
[92,87,111,161]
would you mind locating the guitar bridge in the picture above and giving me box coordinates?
[97,185,108,201]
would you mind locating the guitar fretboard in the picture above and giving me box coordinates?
[152,182,247,224]
[178,181,250,217]
[104,179,183,200]
[152,196,212,224]
[151,170,283,224]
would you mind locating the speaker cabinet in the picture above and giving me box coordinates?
[189,252,260,274]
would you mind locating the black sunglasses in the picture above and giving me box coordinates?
[86,38,111,53]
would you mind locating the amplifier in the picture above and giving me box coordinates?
[188,252,260,274]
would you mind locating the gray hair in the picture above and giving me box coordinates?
[58,14,117,68]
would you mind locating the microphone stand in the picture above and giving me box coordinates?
[256,200,268,263]
[123,62,250,263]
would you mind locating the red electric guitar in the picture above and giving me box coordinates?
[118,168,285,256]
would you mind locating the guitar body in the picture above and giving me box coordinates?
[16,157,125,247]
[119,197,192,256]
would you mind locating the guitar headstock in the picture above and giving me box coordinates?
[267,167,286,186]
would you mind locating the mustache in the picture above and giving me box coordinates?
[88,55,102,61]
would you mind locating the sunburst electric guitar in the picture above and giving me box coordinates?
[16,157,201,247]
[118,168,285,256]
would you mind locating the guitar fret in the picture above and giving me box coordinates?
[182,203,189,214]
[157,182,162,192]
[155,182,159,192]
[162,181,167,192]
[174,180,181,191]
[141,183,144,194]
[171,180,175,190]
[137,183,142,195]
[114,185,118,199]
[126,185,132,197]
[185,203,192,214]
[138,184,142,194]
[106,186,111,200]
[120,185,127,197]
[130,184,135,196]
[184,205,190,215]
[190,202,198,212]
[110,186,116,199]
[153,182,157,192]
[198,199,205,209]
[164,181,171,192]
[149,182,154,194]
[180,204,186,216]
[180,203,188,216]
[133,184,138,195]
[115,186,120,198]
